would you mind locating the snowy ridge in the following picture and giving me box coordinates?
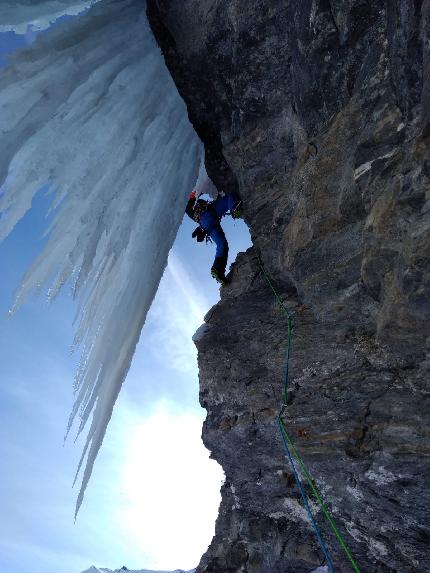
[0,0,201,514]
[81,567,195,573]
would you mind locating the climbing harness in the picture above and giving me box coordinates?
[257,254,361,573]
[192,198,209,222]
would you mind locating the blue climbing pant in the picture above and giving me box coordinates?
[208,225,229,272]
[199,192,240,273]
[211,193,240,219]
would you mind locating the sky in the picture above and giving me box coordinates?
[0,20,252,573]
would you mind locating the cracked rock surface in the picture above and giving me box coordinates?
[148,1,430,571]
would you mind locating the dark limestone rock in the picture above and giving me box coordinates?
[148,2,430,571]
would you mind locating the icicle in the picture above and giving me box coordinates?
[194,154,218,199]
[0,1,101,34]
[0,0,202,515]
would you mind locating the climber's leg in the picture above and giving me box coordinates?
[212,192,241,218]
[209,225,229,282]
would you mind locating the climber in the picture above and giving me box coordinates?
[185,189,243,284]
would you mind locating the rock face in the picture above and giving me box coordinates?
[147,2,430,572]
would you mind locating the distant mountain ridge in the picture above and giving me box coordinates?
[82,565,195,573]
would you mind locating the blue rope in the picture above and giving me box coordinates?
[277,417,335,573]
[258,254,336,571]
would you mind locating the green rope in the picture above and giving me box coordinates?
[257,256,292,410]
[257,253,361,573]
[279,420,361,573]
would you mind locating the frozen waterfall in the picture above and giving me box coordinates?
[0,0,202,514]
[0,0,101,33]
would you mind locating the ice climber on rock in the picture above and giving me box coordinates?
[185,189,243,285]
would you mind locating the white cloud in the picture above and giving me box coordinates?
[168,250,209,323]
[145,251,209,375]
[119,402,223,570]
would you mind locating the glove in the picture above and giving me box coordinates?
[192,226,207,242]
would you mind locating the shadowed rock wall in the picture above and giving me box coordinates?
[147,2,430,571]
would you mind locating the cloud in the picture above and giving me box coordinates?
[119,402,224,570]
[168,251,209,324]
[144,251,209,375]
[0,536,95,573]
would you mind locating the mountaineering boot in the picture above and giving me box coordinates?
[211,266,228,285]
[231,200,244,220]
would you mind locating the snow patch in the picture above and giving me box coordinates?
[365,467,397,486]
[353,149,396,180]
[354,160,372,180]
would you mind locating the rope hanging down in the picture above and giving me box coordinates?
[257,254,361,573]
